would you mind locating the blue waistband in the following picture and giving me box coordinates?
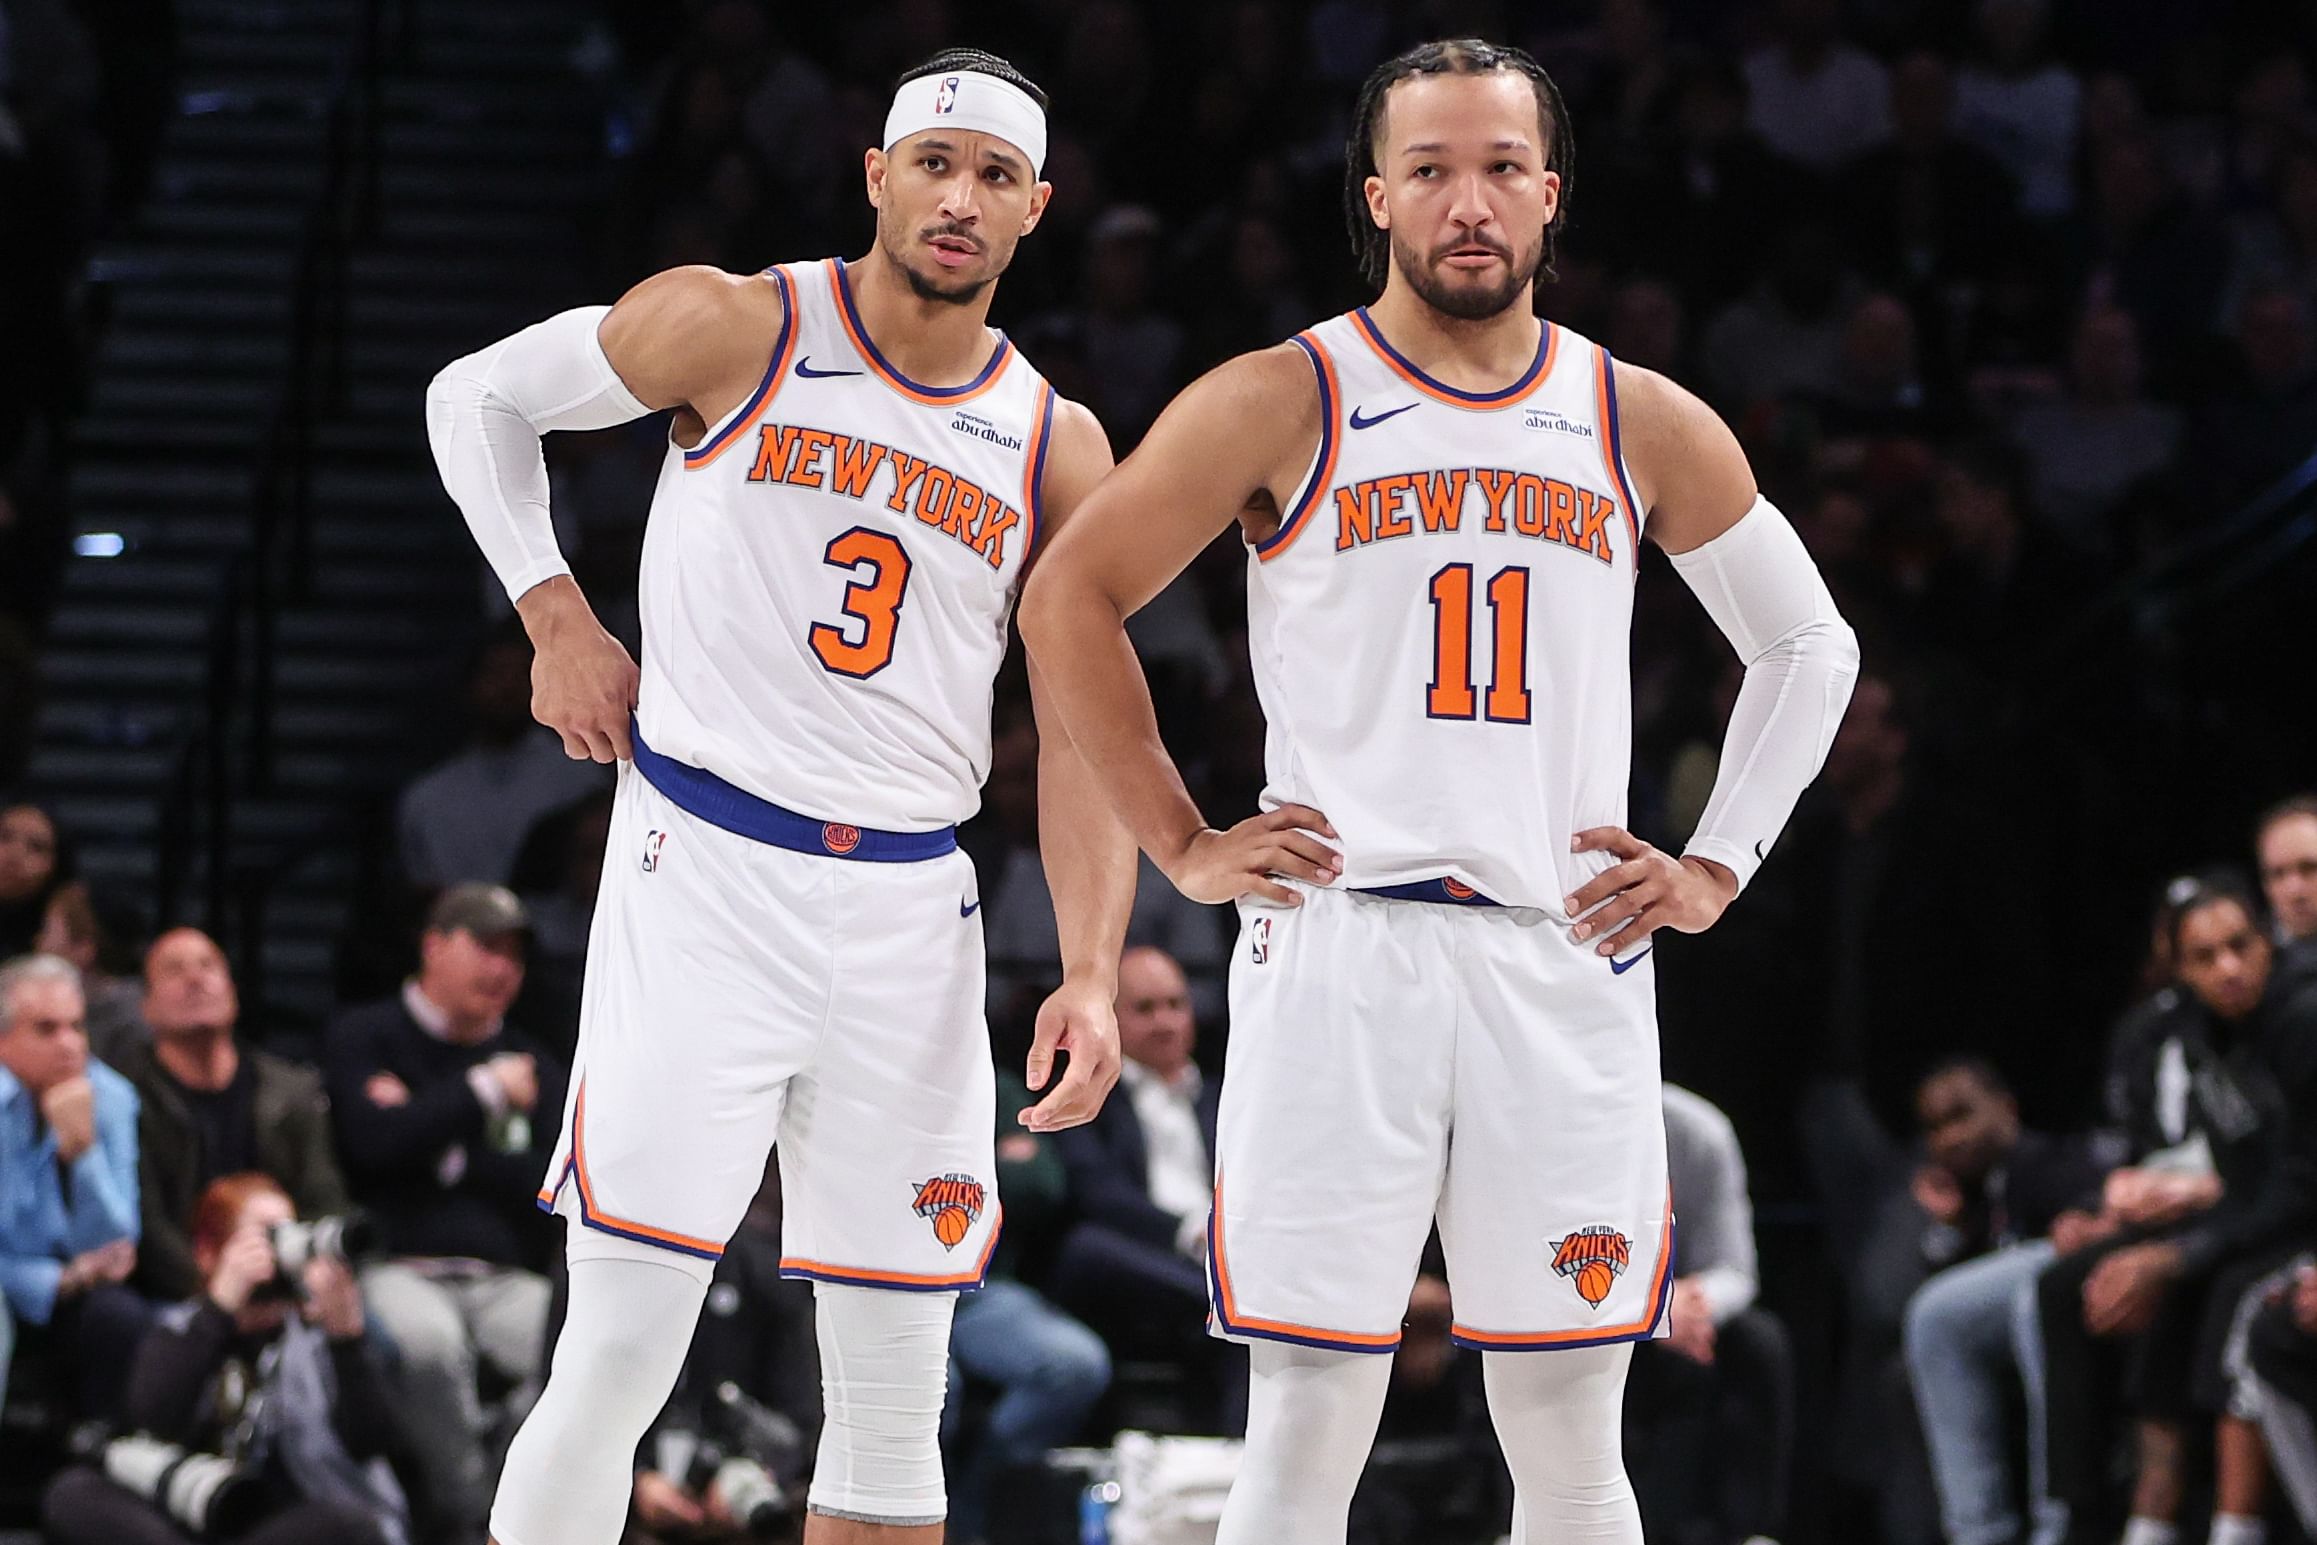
[1352,879,1503,908]
[630,725,957,863]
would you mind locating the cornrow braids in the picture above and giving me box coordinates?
[1343,38,1575,293]
[897,47,1050,113]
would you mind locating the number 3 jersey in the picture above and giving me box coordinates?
[1246,309,1645,915]
[634,257,1054,830]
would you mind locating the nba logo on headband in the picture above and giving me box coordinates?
[934,76,959,114]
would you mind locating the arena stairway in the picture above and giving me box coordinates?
[24,0,603,1032]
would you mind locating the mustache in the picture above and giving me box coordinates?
[921,223,986,254]
[1429,231,1514,265]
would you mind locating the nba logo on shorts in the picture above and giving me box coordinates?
[1549,1225,1632,1309]
[1249,916,1272,964]
[933,76,960,114]
[911,1173,985,1250]
[641,830,666,872]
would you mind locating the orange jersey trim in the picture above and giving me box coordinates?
[1020,381,1056,560]
[541,1081,727,1261]
[1252,332,1343,563]
[1207,1178,1401,1351]
[778,1203,1004,1291]
[1591,345,1643,559]
[826,258,1014,407]
[684,266,800,471]
[1348,307,1556,410]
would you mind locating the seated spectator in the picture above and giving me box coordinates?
[629,1161,817,1545]
[945,1067,1111,1545]
[2256,794,2317,962]
[2010,306,2182,557]
[114,928,351,1302]
[1626,1082,1794,1545]
[41,1173,406,1545]
[2244,1257,2317,1537]
[0,953,144,1418]
[1741,0,1891,173]
[0,800,68,956]
[2038,873,2317,1545]
[1901,1058,2110,1545]
[324,885,567,1540]
[395,624,607,892]
[1053,947,1216,1358]
[35,880,147,1060]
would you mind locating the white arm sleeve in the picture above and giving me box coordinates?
[424,306,653,605]
[1669,495,1860,892]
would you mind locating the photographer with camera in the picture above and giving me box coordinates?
[40,1172,410,1545]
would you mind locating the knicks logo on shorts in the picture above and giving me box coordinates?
[822,822,862,856]
[1442,878,1478,900]
[641,830,666,872]
[911,1173,986,1251]
[1550,1225,1632,1309]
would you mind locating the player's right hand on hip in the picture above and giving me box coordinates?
[1163,804,1341,905]
[521,585,640,763]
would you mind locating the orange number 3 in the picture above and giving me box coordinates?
[1427,562,1532,723]
[810,527,912,679]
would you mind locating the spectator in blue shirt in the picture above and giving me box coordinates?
[0,951,147,1417]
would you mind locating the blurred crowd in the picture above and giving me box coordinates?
[8,0,2317,1542]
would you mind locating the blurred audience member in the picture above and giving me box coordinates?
[2257,794,2317,958]
[1951,0,2082,219]
[0,800,67,956]
[40,1173,406,1545]
[1741,0,1891,172]
[0,953,143,1417]
[2244,1257,2317,1538]
[2011,306,2181,555]
[396,627,607,891]
[35,880,146,1059]
[325,885,566,1539]
[117,929,351,1302]
[1626,1083,1793,1545]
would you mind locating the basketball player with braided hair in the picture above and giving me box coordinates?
[1021,38,1859,1542]
[428,46,1135,1545]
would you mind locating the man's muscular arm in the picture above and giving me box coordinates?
[1566,365,1859,956]
[1017,347,1342,907]
[1018,400,1131,1131]
[425,266,776,762]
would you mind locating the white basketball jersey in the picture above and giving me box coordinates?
[1245,308,1645,914]
[634,257,1054,830]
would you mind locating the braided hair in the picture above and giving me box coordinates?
[1343,38,1575,293]
[896,47,1050,112]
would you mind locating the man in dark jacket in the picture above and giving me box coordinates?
[2038,875,2317,1545]
[1052,947,1219,1354]
[119,928,350,1302]
[324,884,567,1542]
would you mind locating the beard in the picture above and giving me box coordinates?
[1391,227,1547,321]
[879,209,1002,307]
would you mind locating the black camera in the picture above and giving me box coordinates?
[678,1383,802,1538]
[251,1213,377,1303]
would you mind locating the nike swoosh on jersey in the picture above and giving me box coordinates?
[1348,402,1418,430]
[1609,947,1652,975]
[794,357,863,379]
[960,899,981,918]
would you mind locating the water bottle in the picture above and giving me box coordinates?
[1078,1478,1119,1545]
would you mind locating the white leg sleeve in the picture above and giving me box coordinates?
[490,1255,710,1545]
[1486,1344,1643,1544]
[1214,1343,1395,1545]
[807,1283,957,1527]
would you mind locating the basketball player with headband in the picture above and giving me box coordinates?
[428,51,1134,1545]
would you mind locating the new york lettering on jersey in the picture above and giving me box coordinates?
[633,257,1055,832]
[1241,308,1643,913]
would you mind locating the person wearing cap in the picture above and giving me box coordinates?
[428,41,1138,1545]
[324,883,569,1542]
[113,926,352,1302]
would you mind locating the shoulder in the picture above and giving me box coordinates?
[1607,360,1756,551]
[252,1050,326,1098]
[88,1059,138,1111]
[1152,340,1329,447]
[601,264,786,377]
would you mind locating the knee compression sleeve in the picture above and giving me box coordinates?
[489,1255,709,1545]
[808,1283,957,1526]
[1486,1343,1643,1544]
[1215,1343,1396,1545]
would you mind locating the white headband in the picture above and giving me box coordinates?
[883,69,1048,179]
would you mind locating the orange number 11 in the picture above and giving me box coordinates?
[1427,563,1532,723]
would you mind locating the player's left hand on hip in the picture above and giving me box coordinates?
[1563,827,1739,957]
[1020,979,1122,1133]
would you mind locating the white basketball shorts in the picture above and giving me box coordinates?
[538,757,998,1290]
[1210,885,1672,1351]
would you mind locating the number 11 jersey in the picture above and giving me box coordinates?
[1245,309,1644,916]
[635,256,1055,831]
